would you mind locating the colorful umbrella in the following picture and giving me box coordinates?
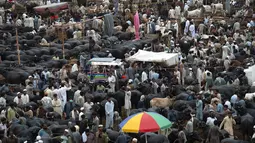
[119,112,172,133]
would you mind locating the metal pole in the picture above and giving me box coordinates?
[16,28,20,65]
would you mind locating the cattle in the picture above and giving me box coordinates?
[211,3,225,16]
[150,96,175,109]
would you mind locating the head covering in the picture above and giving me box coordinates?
[36,136,41,141]
[132,138,138,142]
[98,124,103,128]
[28,76,32,78]
[23,89,27,92]
[80,107,84,111]
[128,79,133,83]
[64,129,69,133]
[126,20,132,26]
[17,92,21,95]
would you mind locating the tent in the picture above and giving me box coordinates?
[33,2,68,14]
[126,50,179,66]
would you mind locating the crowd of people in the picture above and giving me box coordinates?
[0,0,255,142]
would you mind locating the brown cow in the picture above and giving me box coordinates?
[150,96,175,109]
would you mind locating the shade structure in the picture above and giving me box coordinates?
[119,112,172,133]
[34,2,68,14]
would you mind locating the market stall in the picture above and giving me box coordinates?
[87,58,123,82]
[126,50,179,66]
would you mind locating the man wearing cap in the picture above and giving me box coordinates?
[21,89,29,105]
[25,76,33,86]
[13,92,23,106]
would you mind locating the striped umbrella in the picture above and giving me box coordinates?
[119,112,172,133]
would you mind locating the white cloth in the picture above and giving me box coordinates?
[206,117,217,127]
[82,132,87,143]
[224,101,231,109]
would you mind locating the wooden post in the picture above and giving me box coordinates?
[16,28,20,65]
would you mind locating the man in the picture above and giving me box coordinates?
[26,82,34,96]
[124,87,132,116]
[44,85,53,99]
[196,95,203,121]
[105,97,114,129]
[141,70,148,82]
[64,99,75,119]
[224,57,230,71]
[189,21,196,38]
[219,111,236,139]
[13,92,23,106]
[96,125,108,143]
[126,65,135,80]
[198,21,206,35]
[74,86,82,105]
[21,89,29,105]
[38,124,52,143]
[7,103,16,122]
[84,98,94,121]
[41,94,52,108]
[59,82,71,109]
[88,37,95,58]
[0,94,6,108]
[107,72,116,93]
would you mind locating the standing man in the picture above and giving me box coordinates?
[124,87,132,117]
[196,95,203,121]
[108,72,116,93]
[105,97,114,129]
[219,111,236,139]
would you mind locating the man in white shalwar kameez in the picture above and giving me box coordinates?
[173,20,179,38]
[141,71,148,82]
[59,83,71,110]
[222,43,230,60]
[108,73,116,93]
[197,66,203,91]
[184,19,190,35]
[189,22,196,38]
[105,97,114,129]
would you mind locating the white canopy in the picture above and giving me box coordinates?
[88,58,123,66]
[126,50,179,66]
